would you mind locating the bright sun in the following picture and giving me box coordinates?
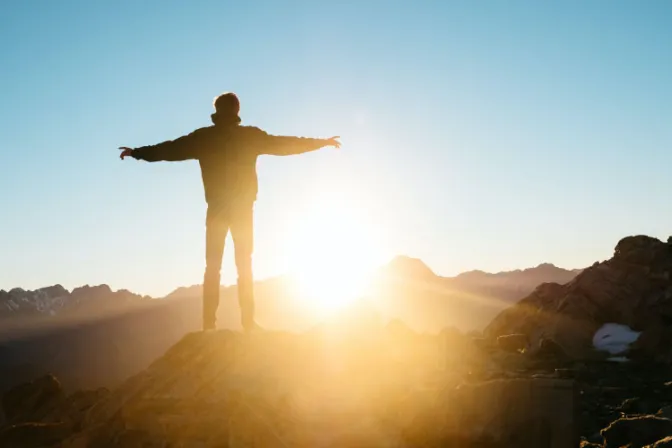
[284,192,385,315]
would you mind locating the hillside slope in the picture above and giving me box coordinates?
[485,235,672,361]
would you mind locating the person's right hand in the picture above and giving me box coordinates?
[118,147,133,160]
[324,136,341,149]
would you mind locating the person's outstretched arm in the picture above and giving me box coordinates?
[251,128,340,156]
[119,128,207,162]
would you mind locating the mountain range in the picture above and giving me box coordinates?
[0,257,581,392]
[0,257,580,326]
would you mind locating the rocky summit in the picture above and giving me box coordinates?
[0,325,582,447]
[5,324,672,447]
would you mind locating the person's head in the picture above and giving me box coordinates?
[213,92,240,115]
[211,92,241,125]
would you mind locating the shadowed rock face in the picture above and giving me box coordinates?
[0,375,109,447]
[1,375,66,426]
[485,235,672,360]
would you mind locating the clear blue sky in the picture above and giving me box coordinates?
[1,0,671,297]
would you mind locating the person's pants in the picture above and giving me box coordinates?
[202,200,255,330]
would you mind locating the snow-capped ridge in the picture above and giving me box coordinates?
[0,284,151,318]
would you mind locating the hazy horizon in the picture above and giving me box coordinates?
[1,254,586,297]
[2,1,671,297]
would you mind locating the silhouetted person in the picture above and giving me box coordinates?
[119,92,340,331]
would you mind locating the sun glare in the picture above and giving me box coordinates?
[285,193,385,315]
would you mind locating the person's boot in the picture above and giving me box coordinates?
[242,320,264,333]
[238,279,262,333]
[240,302,262,332]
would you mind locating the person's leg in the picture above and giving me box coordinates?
[230,201,256,330]
[203,204,229,330]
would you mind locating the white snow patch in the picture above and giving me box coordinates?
[593,323,641,355]
[607,356,630,363]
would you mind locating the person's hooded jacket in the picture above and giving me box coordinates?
[130,113,329,205]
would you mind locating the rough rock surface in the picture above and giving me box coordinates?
[1,328,583,447]
[485,235,672,360]
[75,329,478,447]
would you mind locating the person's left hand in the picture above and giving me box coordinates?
[324,136,341,149]
[118,147,133,160]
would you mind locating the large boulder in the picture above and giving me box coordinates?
[485,235,672,361]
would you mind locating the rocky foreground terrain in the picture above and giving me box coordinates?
[1,234,672,447]
[1,325,672,447]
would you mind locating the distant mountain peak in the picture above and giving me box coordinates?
[456,262,575,279]
[535,262,557,269]
[382,255,437,280]
[530,262,567,272]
